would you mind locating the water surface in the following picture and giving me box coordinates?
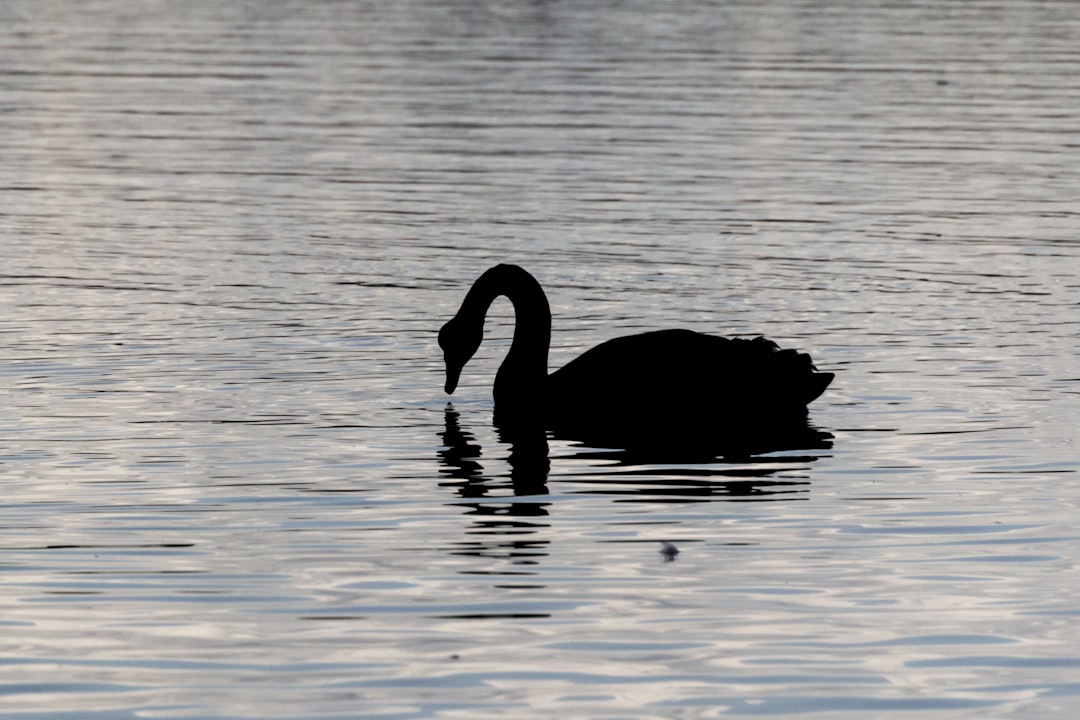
[2,1,1079,718]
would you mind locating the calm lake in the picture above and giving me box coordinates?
[2,1,1079,718]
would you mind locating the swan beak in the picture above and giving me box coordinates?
[444,358,462,395]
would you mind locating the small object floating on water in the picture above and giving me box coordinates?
[438,264,833,445]
[660,541,680,562]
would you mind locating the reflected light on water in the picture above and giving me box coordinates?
[2,0,1080,718]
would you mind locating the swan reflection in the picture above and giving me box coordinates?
[436,405,831,584]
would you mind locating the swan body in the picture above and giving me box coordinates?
[439,264,833,444]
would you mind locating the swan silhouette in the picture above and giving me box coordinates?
[439,264,833,446]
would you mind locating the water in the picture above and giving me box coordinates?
[2,1,1079,717]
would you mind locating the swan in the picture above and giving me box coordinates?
[438,264,833,444]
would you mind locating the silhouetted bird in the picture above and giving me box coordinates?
[439,264,833,448]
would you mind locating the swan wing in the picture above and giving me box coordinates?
[549,329,831,413]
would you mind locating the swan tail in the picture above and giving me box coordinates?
[802,372,834,405]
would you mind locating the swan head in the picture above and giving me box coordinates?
[438,316,482,394]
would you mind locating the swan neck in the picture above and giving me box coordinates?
[463,264,551,383]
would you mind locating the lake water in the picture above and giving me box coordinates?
[2,0,1079,717]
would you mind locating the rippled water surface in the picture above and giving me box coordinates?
[2,1,1080,718]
